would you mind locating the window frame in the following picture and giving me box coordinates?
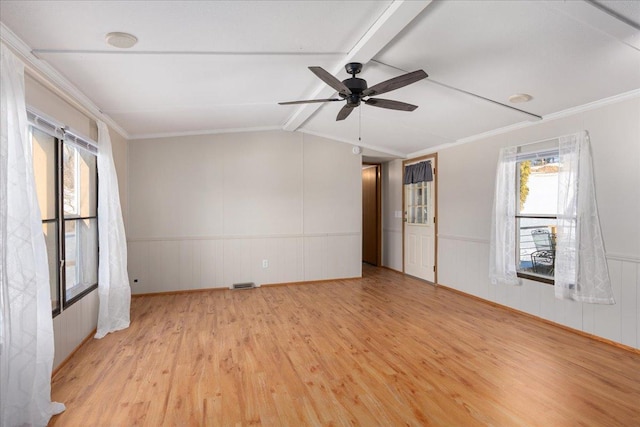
[404,181,432,226]
[30,124,99,317]
[61,143,99,308]
[32,127,63,315]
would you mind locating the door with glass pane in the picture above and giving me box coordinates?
[404,158,436,282]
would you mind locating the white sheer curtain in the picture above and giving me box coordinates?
[95,121,131,339]
[489,146,520,285]
[1,43,65,426]
[489,131,614,304]
[555,132,614,303]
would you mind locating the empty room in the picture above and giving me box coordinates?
[1,1,639,426]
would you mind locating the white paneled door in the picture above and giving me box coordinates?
[404,158,436,282]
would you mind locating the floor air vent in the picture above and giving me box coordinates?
[232,282,256,290]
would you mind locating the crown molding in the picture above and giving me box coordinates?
[1,22,130,140]
[542,89,640,121]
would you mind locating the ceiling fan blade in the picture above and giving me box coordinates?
[364,98,418,111]
[279,98,341,105]
[309,66,352,95]
[336,105,354,121]
[362,70,428,97]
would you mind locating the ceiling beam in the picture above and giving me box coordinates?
[282,0,433,132]
[300,129,407,159]
[545,0,640,51]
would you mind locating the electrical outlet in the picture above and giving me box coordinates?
[262,259,269,268]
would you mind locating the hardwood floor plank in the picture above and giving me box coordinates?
[49,266,640,426]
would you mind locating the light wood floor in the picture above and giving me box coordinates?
[50,265,640,426]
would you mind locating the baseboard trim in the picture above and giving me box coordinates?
[132,276,363,295]
[132,287,228,297]
[436,283,640,355]
[262,276,361,287]
[52,327,97,378]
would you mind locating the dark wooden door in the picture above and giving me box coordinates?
[362,165,380,265]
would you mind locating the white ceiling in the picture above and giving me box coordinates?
[1,0,639,158]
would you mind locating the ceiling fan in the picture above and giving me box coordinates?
[279,62,428,121]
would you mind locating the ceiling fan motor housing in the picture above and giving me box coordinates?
[341,77,368,106]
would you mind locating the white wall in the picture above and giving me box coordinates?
[382,159,403,271]
[437,96,640,349]
[127,131,362,293]
[111,128,129,231]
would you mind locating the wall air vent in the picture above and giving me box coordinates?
[232,282,256,290]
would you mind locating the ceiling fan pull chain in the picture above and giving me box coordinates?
[359,106,362,142]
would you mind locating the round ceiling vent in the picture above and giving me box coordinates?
[105,32,138,49]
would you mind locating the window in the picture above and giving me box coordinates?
[491,132,613,302]
[31,125,98,316]
[515,150,561,283]
[405,181,431,224]
[404,160,434,225]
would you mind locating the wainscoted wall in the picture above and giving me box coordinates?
[128,233,361,292]
[382,229,403,272]
[127,131,362,293]
[439,236,640,348]
[437,95,640,349]
[52,290,99,368]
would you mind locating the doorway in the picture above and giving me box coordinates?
[403,155,437,283]
[362,164,381,266]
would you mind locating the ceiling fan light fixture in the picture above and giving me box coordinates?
[508,93,533,103]
[105,32,138,49]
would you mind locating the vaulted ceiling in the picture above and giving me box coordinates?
[1,0,639,158]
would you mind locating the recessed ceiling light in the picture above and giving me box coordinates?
[508,93,533,103]
[105,32,138,49]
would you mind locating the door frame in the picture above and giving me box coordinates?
[362,162,382,266]
[402,153,438,284]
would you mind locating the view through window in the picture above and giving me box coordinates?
[516,151,560,282]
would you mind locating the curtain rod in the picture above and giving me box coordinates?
[27,107,99,153]
[512,130,588,149]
